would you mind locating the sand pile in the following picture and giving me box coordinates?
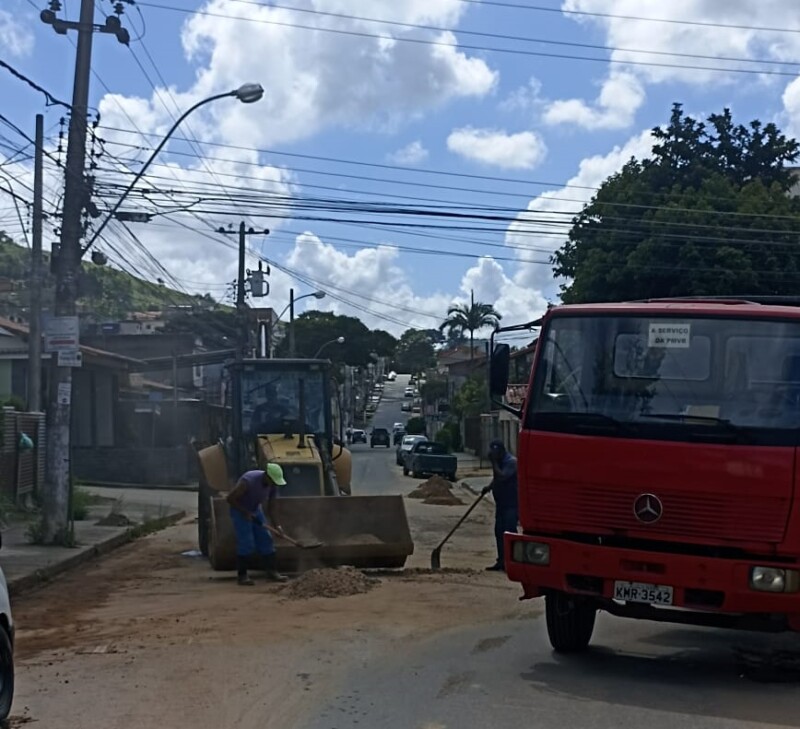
[408,475,463,506]
[280,566,379,599]
[97,513,133,527]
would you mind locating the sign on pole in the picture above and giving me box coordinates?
[57,350,83,368]
[44,315,79,353]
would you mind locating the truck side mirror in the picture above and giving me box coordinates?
[489,343,511,398]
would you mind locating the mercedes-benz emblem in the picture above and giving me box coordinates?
[633,493,663,524]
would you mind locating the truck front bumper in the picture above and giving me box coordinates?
[504,532,800,623]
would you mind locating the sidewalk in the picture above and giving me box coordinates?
[0,492,188,597]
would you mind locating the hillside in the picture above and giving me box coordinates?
[0,231,214,320]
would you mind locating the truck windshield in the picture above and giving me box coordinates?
[527,314,800,446]
[240,367,327,438]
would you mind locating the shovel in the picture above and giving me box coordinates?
[430,490,487,570]
[262,523,324,550]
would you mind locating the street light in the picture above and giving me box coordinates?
[315,336,345,359]
[82,83,264,254]
[282,288,326,357]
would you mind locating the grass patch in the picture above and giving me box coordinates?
[71,486,103,521]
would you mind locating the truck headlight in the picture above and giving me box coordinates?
[511,540,550,565]
[750,566,800,593]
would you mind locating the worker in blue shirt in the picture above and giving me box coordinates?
[482,439,519,571]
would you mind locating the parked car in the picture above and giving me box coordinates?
[401,401,411,412]
[396,434,427,465]
[403,440,457,481]
[393,429,406,445]
[392,422,404,432]
[370,427,391,448]
[0,541,14,724]
[404,387,414,398]
[411,406,421,416]
[351,429,367,444]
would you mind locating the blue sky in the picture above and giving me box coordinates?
[3,1,800,334]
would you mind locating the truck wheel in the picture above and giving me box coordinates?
[197,482,210,557]
[0,627,14,723]
[545,592,596,653]
[413,471,422,479]
[448,473,457,482]
[403,466,409,476]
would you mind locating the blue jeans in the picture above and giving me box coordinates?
[230,508,275,557]
[495,506,519,566]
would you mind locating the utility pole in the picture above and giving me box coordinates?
[289,288,295,357]
[42,0,95,543]
[27,114,44,413]
[39,0,132,542]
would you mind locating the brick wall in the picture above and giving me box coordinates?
[73,446,196,485]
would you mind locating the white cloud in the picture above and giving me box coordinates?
[545,1,800,131]
[106,0,498,150]
[542,71,644,130]
[280,233,546,334]
[782,77,800,139]
[0,10,33,57]
[499,77,545,113]
[506,128,655,298]
[447,127,547,169]
[387,141,429,165]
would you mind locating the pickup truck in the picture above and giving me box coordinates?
[403,441,457,481]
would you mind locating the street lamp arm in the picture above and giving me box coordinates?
[82,90,243,255]
[314,336,345,359]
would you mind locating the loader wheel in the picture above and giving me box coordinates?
[545,592,596,653]
[197,482,210,557]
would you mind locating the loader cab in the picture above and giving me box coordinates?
[227,359,338,479]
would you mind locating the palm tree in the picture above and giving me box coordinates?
[439,290,502,360]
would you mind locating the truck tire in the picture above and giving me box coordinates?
[413,471,422,479]
[403,466,409,476]
[545,592,596,653]
[197,482,210,557]
[0,627,14,724]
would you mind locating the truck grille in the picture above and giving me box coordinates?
[533,484,789,544]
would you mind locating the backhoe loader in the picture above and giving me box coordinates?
[195,358,413,571]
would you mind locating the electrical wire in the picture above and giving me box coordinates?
[136,1,800,78]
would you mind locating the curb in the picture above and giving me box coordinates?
[7,510,187,598]
[82,480,198,493]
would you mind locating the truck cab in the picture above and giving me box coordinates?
[491,299,800,652]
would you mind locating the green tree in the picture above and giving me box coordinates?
[277,311,391,366]
[439,292,501,360]
[395,329,435,373]
[405,416,426,435]
[451,374,486,418]
[420,377,447,404]
[553,104,800,303]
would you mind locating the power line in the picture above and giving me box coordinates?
[453,0,800,35]
[136,1,800,78]
[0,57,72,109]
[222,0,800,69]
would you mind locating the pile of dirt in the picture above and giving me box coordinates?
[280,566,380,599]
[96,513,133,527]
[408,475,463,506]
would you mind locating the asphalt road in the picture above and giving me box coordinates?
[349,374,412,495]
[303,374,800,729]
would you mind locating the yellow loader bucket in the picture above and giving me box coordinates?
[208,495,414,572]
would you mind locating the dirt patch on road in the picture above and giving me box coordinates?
[280,566,380,599]
[97,513,133,527]
[408,475,463,505]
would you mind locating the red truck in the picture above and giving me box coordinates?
[489,298,800,653]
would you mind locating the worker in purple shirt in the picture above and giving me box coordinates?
[482,439,519,572]
[226,463,289,586]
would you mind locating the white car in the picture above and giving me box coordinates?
[392,422,404,432]
[396,434,427,466]
[404,387,414,398]
[0,554,14,723]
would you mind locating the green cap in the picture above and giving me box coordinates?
[266,462,287,486]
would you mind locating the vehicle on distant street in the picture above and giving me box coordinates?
[401,401,411,412]
[351,428,367,444]
[393,429,406,445]
[371,427,391,448]
[403,440,457,480]
[387,371,397,381]
[404,387,414,398]
[396,434,427,465]
[411,406,422,416]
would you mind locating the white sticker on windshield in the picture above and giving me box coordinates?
[648,322,691,348]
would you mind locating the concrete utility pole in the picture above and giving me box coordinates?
[42,0,96,543]
[289,288,295,357]
[27,114,44,413]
